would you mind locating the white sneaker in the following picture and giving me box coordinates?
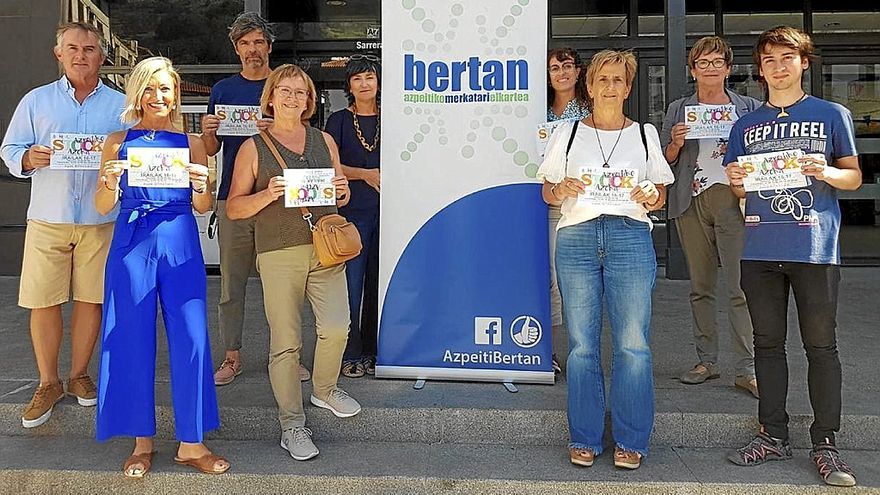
[280,427,319,461]
[310,388,362,418]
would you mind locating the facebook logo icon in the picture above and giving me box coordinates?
[474,317,503,345]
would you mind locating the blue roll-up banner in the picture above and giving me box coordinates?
[378,0,552,384]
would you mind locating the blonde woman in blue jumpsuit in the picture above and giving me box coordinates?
[95,57,228,478]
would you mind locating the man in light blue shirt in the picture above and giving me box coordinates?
[0,22,125,429]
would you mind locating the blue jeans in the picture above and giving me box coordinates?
[341,206,380,362]
[556,215,656,456]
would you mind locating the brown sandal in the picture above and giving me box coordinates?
[123,451,155,478]
[569,447,595,467]
[173,453,230,474]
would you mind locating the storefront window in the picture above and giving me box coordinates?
[103,0,244,65]
[812,0,880,34]
[823,64,880,137]
[551,0,628,37]
[97,0,245,99]
[637,0,715,37]
[720,0,803,34]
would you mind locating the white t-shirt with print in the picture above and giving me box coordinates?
[537,121,674,230]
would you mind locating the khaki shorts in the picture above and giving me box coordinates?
[19,220,114,309]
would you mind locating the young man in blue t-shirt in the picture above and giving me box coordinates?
[723,26,862,487]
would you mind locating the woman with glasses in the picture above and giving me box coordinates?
[324,54,382,378]
[539,50,674,470]
[226,64,360,461]
[660,36,762,397]
[545,47,590,375]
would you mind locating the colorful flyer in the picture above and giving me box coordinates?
[284,168,336,208]
[576,166,638,206]
[684,104,736,139]
[535,120,572,158]
[739,149,809,192]
[215,105,262,136]
[49,133,105,169]
[126,147,190,188]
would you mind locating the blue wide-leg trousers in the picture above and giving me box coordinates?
[96,214,219,442]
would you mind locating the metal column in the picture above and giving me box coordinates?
[664,0,689,280]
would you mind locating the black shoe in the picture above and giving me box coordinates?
[728,431,793,466]
[811,439,856,487]
[363,356,376,375]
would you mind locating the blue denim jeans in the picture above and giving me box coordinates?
[341,206,379,362]
[556,215,656,456]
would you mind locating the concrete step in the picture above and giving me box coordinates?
[2,398,878,451]
[1,436,878,494]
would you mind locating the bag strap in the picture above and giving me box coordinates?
[259,131,316,230]
[565,120,579,157]
[561,120,579,176]
[639,123,648,162]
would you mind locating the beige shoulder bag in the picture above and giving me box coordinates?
[260,131,362,266]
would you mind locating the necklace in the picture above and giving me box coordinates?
[591,116,626,168]
[143,129,157,141]
[767,92,807,119]
[352,107,380,152]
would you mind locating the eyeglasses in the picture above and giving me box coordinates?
[548,62,577,75]
[694,58,727,69]
[349,54,380,62]
[276,87,309,99]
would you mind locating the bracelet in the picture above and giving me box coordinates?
[192,184,207,194]
[103,181,117,192]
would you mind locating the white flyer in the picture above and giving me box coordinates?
[216,105,262,136]
[126,147,190,188]
[535,119,574,158]
[284,168,336,208]
[684,104,736,139]
[49,133,106,169]
[738,149,809,192]
[576,166,639,206]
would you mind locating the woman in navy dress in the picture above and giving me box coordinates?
[95,57,228,477]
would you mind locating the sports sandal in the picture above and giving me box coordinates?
[123,451,155,479]
[174,453,230,474]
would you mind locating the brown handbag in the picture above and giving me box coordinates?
[260,131,362,267]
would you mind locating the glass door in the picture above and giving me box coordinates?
[181,104,221,267]
[821,59,880,264]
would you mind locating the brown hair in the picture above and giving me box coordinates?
[688,36,733,68]
[547,46,588,108]
[260,64,317,120]
[753,26,815,67]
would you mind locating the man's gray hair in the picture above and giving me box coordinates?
[55,22,108,57]
[228,12,276,44]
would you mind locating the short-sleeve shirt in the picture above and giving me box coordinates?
[324,109,379,212]
[547,99,590,122]
[537,121,675,229]
[723,96,858,265]
[208,74,266,200]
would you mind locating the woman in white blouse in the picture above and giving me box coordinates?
[537,50,674,471]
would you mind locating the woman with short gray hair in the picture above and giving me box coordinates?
[660,36,762,398]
